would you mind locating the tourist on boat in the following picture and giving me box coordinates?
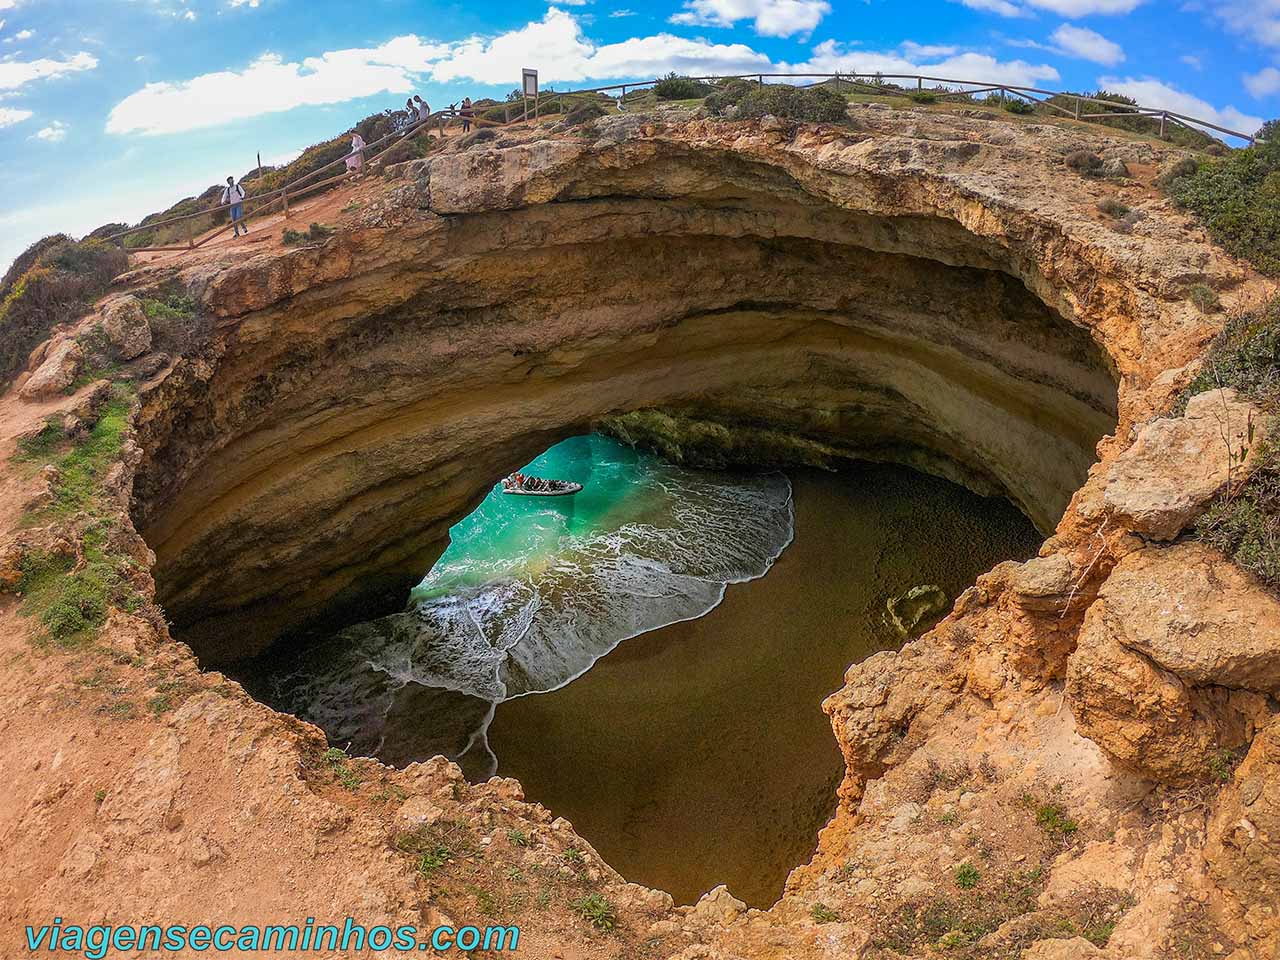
[346,133,366,175]
[220,176,249,237]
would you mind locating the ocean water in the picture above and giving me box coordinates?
[245,433,796,776]
[234,434,1041,906]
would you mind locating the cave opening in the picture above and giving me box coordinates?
[127,155,1125,908]
[225,430,1043,907]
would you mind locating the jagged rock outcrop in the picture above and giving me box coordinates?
[100,296,152,360]
[18,335,82,400]
[1103,388,1265,540]
[1067,544,1279,783]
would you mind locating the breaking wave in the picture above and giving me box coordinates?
[257,433,794,776]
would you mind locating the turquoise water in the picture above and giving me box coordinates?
[247,434,795,775]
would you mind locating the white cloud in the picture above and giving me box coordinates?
[957,0,1028,15]
[669,0,831,37]
[0,106,31,126]
[1026,0,1144,12]
[957,0,1144,15]
[1180,54,1202,70]
[1244,65,1280,97]
[900,41,959,58]
[3,27,34,43]
[0,51,97,91]
[793,39,1060,89]
[33,119,67,142]
[1098,74,1263,138]
[107,36,451,135]
[1050,24,1124,64]
[229,0,262,6]
[1208,1,1280,48]
[610,8,636,15]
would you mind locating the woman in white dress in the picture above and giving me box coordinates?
[346,133,366,174]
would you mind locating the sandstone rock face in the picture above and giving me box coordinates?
[100,295,152,360]
[1205,717,1280,958]
[19,336,82,400]
[1067,544,1279,782]
[1103,388,1265,540]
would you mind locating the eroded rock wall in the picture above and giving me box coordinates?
[132,132,1117,663]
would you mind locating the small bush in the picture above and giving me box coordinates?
[1169,120,1280,274]
[1188,283,1221,314]
[282,223,335,246]
[737,85,849,124]
[653,72,714,101]
[1065,150,1103,176]
[1096,197,1132,219]
[1003,98,1035,115]
[1156,156,1199,189]
[909,90,939,105]
[811,903,840,924]
[705,78,756,116]
[1032,800,1079,837]
[953,862,981,889]
[563,102,607,127]
[570,893,617,930]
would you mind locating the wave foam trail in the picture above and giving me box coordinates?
[266,434,794,770]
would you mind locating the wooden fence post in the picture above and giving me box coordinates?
[917,77,923,90]
[1074,97,1081,120]
[1159,112,1167,139]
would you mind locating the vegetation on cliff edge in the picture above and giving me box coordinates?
[1163,121,1280,275]
[0,237,127,387]
[1183,296,1280,591]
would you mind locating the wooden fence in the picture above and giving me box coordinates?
[108,72,1263,254]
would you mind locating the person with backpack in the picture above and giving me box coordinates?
[221,176,248,237]
[460,97,473,132]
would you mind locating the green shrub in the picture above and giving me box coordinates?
[1169,121,1280,274]
[653,72,714,101]
[0,238,128,386]
[1003,98,1035,115]
[570,893,617,930]
[1188,283,1221,314]
[811,903,840,923]
[705,78,757,116]
[1065,150,1103,176]
[1188,299,1280,591]
[562,101,607,127]
[282,223,335,246]
[953,862,981,889]
[1096,197,1132,219]
[737,85,849,123]
[909,90,939,105]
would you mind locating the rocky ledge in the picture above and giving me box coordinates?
[1,105,1277,959]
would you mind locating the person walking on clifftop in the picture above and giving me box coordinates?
[221,176,248,237]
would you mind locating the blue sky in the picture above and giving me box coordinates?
[1,0,1276,271]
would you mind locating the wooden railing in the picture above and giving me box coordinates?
[108,72,1263,254]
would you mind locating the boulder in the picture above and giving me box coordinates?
[1007,553,1077,612]
[1100,157,1130,178]
[18,337,83,401]
[1066,545,1276,782]
[1096,544,1280,692]
[100,296,152,360]
[1103,388,1265,540]
[688,885,747,926]
[1023,938,1102,960]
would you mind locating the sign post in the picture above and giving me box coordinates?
[522,68,538,121]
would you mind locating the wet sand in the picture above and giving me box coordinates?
[487,464,1040,907]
